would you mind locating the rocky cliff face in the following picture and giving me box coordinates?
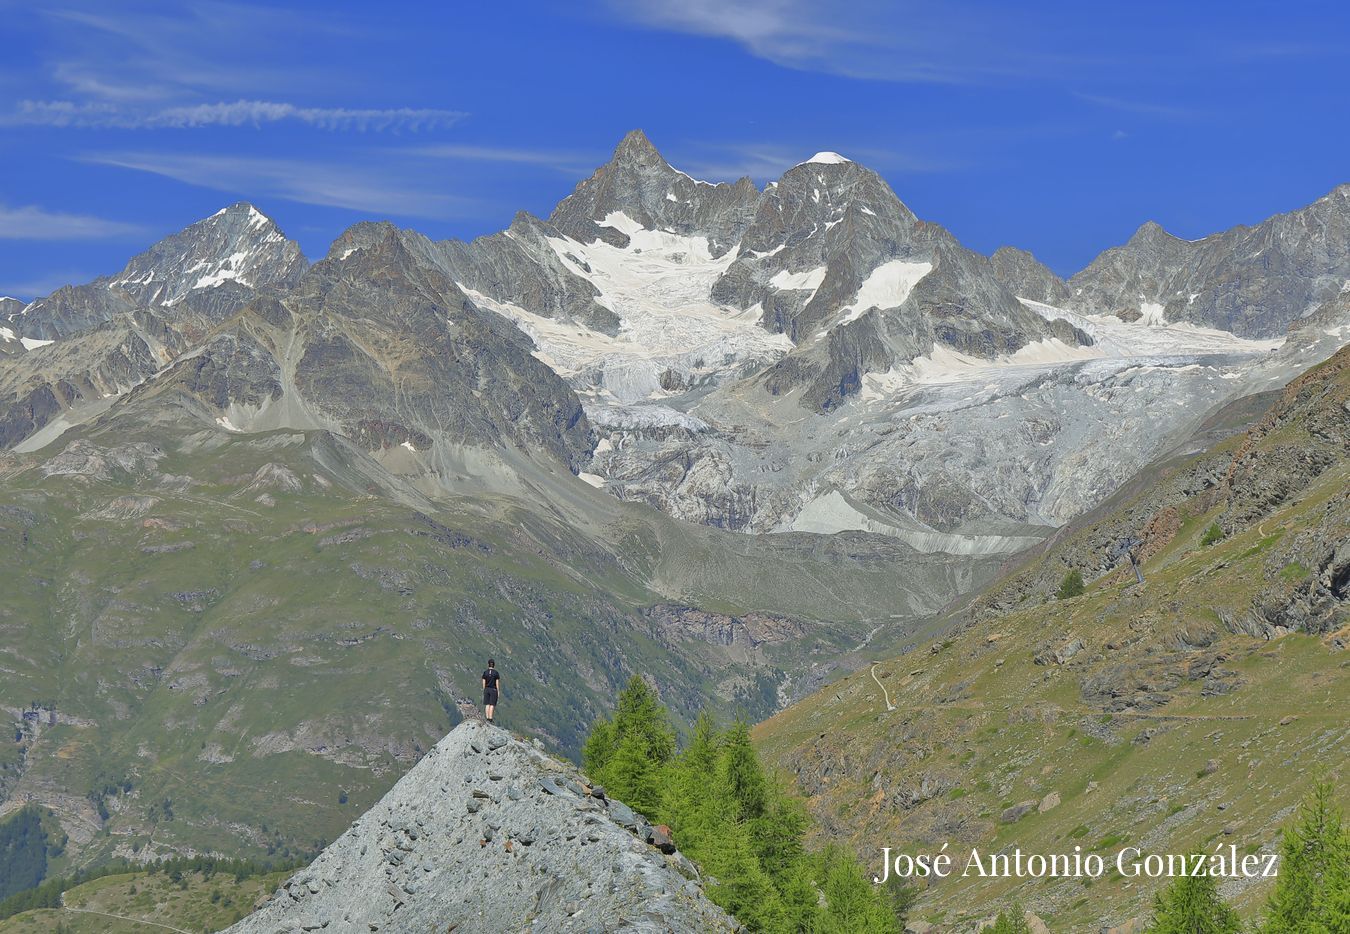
[988,245,1072,306]
[0,204,309,452]
[224,720,735,934]
[550,129,759,258]
[1068,185,1350,337]
[707,152,1091,411]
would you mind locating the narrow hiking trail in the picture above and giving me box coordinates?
[62,903,195,933]
[870,663,896,711]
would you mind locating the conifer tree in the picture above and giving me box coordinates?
[604,728,665,816]
[723,720,769,821]
[580,680,902,934]
[580,716,615,775]
[812,845,902,933]
[987,906,1032,933]
[1056,568,1085,599]
[582,676,676,817]
[611,674,676,764]
[1264,782,1349,933]
[753,794,808,882]
[1146,864,1240,934]
[1309,836,1350,934]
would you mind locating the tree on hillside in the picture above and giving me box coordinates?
[1056,569,1085,599]
[1263,782,1349,933]
[581,681,900,933]
[723,721,769,821]
[1145,864,1240,934]
[986,906,1032,933]
[813,845,901,933]
[582,675,676,815]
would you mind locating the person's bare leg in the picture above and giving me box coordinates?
[485,703,495,721]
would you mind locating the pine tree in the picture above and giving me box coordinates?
[611,675,676,764]
[752,795,807,882]
[584,676,677,818]
[579,682,904,934]
[723,720,769,821]
[1146,864,1240,934]
[602,728,665,816]
[987,906,1032,933]
[1056,568,1085,599]
[581,716,615,775]
[812,845,902,934]
[1309,834,1350,934]
[694,786,789,932]
[777,858,822,931]
[1264,782,1349,933]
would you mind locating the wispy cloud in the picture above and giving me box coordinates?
[81,151,480,219]
[5,2,463,135]
[607,0,1061,84]
[40,2,356,102]
[0,203,145,240]
[5,99,467,132]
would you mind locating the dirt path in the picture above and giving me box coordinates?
[870,663,896,711]
[62,904,195,933]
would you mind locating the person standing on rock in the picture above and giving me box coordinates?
[482,659,502,723]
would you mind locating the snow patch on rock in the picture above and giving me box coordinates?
[839,259,932,323]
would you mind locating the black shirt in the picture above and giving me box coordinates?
[482,669,500,691]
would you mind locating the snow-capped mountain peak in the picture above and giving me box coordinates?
[5,202,307,342]
[548,129,758,258]
[799,151,851,166]
[108,201,306,307]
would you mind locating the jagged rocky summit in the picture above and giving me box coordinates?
[224,720,736,933]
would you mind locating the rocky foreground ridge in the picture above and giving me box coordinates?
[224,719,736,933]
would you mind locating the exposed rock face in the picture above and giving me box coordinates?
[0,204,307,449]
[279,223,594,471]
[224,721,736,934]
[709,154,1091,411]
[550,129,759,258]
[7,133,1346,546]
[3,214,594,472]
[645,603,806,648]
[0,310,178,449]
[1068,185,1350,337]
[988,245,1071,305]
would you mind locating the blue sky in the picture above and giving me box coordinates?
[1,0,1348,299]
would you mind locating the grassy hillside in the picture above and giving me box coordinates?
[755,347,1350,930]
[0,868,289,933]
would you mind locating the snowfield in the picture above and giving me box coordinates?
[464,213,793,405]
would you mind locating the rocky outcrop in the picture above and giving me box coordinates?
[644,603,806,648]
[988,245,1071,306]
[550,129,759,258]
[224,720,736,933]
[1068,185,1350,337]
[713,154,1091,410]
